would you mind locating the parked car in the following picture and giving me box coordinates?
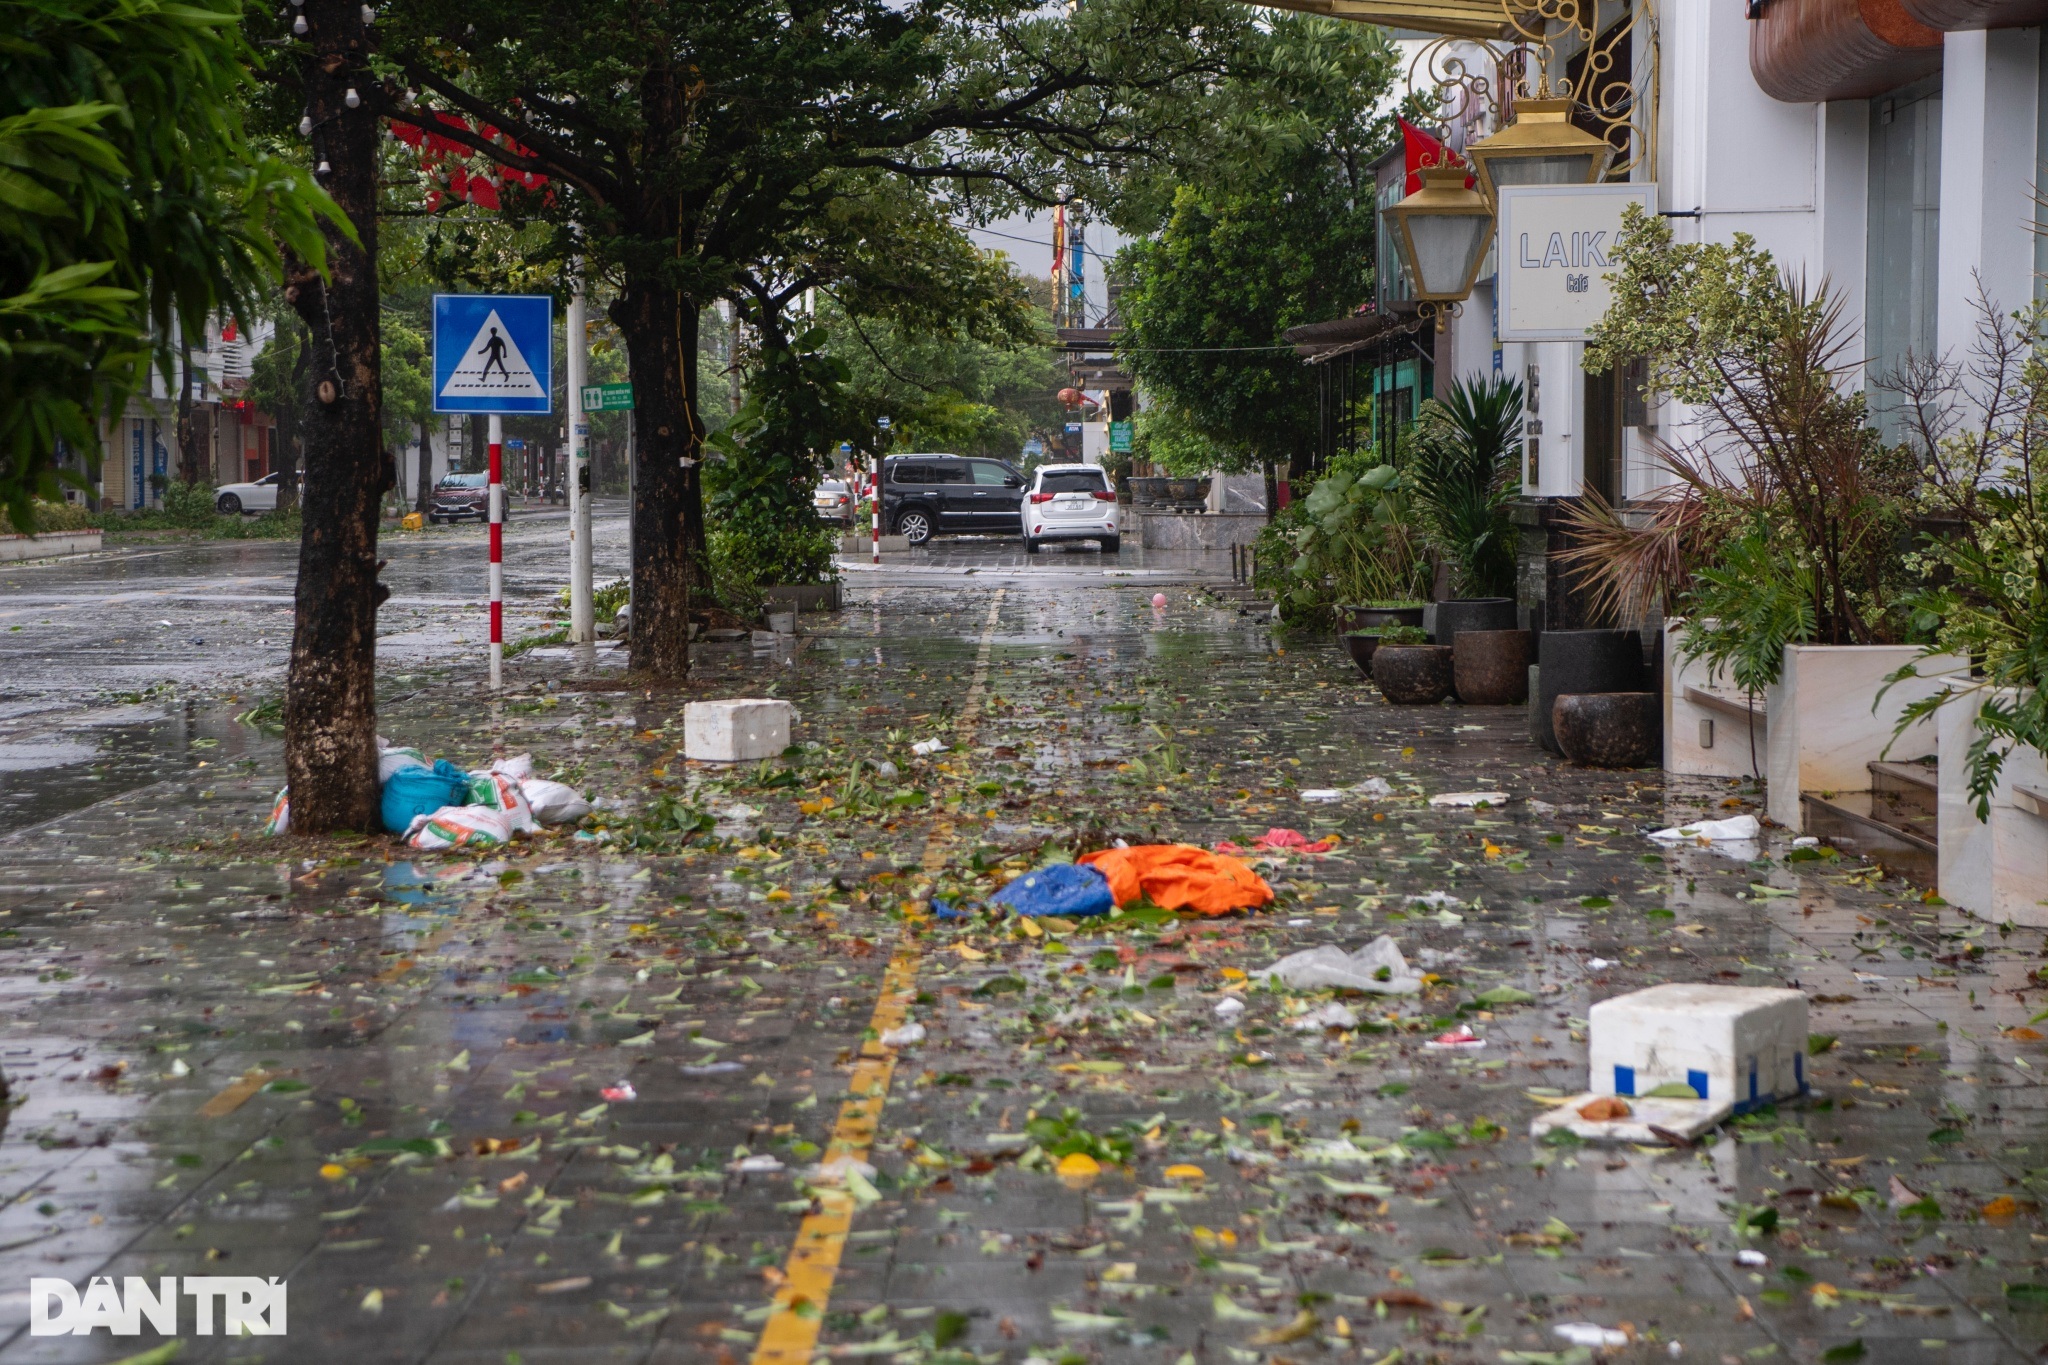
[215,472,281,514]
[880,453,1025,545]
[813,478,855,526]
[1020,463,1119,553]
[428,472,508,524]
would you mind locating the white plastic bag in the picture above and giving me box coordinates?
[1647,814,1760,842]
[405,805,512,850]
[467,770,536,833]
[263,787,289,835]
[490,753,535,782]
[1256,936,1424,995]
[520,777,591,825]
[378,746,429,783]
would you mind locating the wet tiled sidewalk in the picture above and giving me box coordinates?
[1,581,2046,1365]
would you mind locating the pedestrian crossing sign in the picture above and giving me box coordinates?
[433,294,553,414]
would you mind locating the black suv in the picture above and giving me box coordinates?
[881,453,1026,545]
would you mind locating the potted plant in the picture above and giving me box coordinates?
[1881,298,2048,919]
[1410,373,1523,645]
[1370,624,1454,704]
[1566,208,1939,817]
[1410,374,1530,700]
[1278,461,1429,630]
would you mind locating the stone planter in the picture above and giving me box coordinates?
[1165,476,1212,505]
[1938,689,2048,925]
[1536,629,1651,756]
[1432,597,1518,646]
[1452,629,1532,705]
[762,581,842,613]
[1553,692,1662,768]
[1341,632,1381,679]
[1664,619,1767,779]
[1337,603,1426,635]
[1129,476,1170,506]
[1765,644,1965,832]
[1372,644,1455,705]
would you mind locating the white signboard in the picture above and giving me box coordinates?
[1496,184,1656,342]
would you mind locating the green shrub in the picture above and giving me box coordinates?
[26,499,99,533]
[709,521,838,616]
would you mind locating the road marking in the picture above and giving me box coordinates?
[751,589,1005,1365]
[198,1069,275,1118]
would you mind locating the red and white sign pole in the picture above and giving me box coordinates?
[488,413,504,690]
[871,453,881,565]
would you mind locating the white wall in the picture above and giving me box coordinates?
[1936,30,2041,367]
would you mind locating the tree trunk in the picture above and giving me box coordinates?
[176,338,203,487]
[613,281,707,677]
[282,0,386,834]
[416,415,433,513]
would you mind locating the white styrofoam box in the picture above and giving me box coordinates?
[1587,984,1808,1114]
[1528,1091,1733,1145]
[683,699,796,763]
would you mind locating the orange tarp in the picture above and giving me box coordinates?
[1078,844,1274,916]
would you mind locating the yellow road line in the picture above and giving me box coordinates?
[198,1069,275,1119]
[752,589,1005,1365]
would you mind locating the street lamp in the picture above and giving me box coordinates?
[1464,98,1615,206]
[1384,164,1496,326]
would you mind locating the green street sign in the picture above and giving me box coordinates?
[1109,419,1133,453]
[580,382,634,412]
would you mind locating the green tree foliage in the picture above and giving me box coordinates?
[380,312,433,459]
[0,0,343,529]
[372,0,1252,673]
[1113,15,1395,478]
[829,284,1063,463]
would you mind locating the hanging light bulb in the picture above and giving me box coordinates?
[344,88,360,108]
[360,3,374,20]
[298,114,313,135]
[292,13,307,33]
[316,159,332,176]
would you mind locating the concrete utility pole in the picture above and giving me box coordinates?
[566,273,595,643]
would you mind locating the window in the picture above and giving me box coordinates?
[970,460,1013,486]
[1866,76,1942,444]
[440,472,488,488]
[890,464,929,484]
[929,463,968,484]
[1040,469,1108,494]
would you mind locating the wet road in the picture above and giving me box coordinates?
[4,552,2045,1365]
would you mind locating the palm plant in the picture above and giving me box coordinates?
[1408,375,1523,598]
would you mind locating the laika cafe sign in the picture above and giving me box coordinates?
[1495,184,1656,341]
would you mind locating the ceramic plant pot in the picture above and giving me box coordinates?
[1536,629,1651,755]
[1342,632,1381,678]
[1372,644,1455,705]
[1432,597,1518,645]
[1337,603,1426,635]
[1453,629,1533,706]
[1553,692,1662,768]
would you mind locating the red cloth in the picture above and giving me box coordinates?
[1250,827,1337,853]
[1400,118,1472,194]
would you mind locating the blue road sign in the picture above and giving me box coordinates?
[433,294,553,414]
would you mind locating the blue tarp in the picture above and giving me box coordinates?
[991,862,1114,918]
[381,759,471,834]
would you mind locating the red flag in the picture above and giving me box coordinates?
[1400,118,1471,194]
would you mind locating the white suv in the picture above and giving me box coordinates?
[1020,464,1120,553]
